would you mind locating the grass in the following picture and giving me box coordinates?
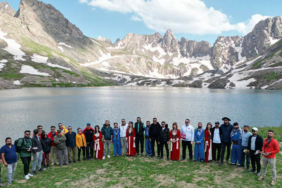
[21,37,54,58]
[0,127,281,188]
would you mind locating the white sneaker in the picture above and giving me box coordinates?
[107,155,110,158]
[25,175,30,180]
[51,163,54,166]
[102,156,105,160]
[27,173,33,177]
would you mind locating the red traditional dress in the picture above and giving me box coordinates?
[170,129,180,161]
[126,128,136,156]
[205,129,212,163]
[94,131,103,160]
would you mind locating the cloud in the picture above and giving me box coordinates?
[79,0,89,3]
[80,0,269,35]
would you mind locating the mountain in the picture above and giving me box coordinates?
[0,0,281,89]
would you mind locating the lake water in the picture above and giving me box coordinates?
[0,87,281,145]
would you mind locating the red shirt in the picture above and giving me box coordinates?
[262,138,280,158]
[48,131,57,146]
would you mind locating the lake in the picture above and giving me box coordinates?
[0,87,281,145]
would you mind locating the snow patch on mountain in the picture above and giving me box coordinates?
[58,46,64,52]
[269,36,280,45]
[20,65,50,76]
[0,59,7,71]
[58,42,73,49]
[143,43,167,58]
[82,50,121,66]
[31,54,71,70]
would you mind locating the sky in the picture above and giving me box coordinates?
[3,0,282,45]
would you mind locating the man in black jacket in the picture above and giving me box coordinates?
[31,129,43,175]
[149,118,161,158]
[83,123,94,160]
[219,117,233,165]
[211,121,222,162]
[248,127,263,176]
[158,121,170,161]
[65,126,77,164]
[134,117,145,156]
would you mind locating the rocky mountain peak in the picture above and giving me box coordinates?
[0,1,16,17]
[161,29,179,53]
[97,36,112,44]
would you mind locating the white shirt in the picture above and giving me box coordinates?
[213,128,221,144]
[251,136,256,151]
[181,125,194,141]
[120,124,128,137]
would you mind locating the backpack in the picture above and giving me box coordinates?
[14,138,24,153]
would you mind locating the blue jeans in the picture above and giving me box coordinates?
[32,151,43,171]
[5,162,17,184]
[241,146,250,168]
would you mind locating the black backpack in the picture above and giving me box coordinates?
[14,138,24,153]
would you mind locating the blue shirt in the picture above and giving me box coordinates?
[241,131,252,147]
[65,132,77,148]
[0,145,17,164]
[220,123,233,142]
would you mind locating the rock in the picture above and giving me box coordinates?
[189,80,203,88]
[0,39,8,48]
[208,78,228,89]
[0,1,16,17]
[0,78,21,89]
[179,37,211,58]
[161,29,179,53]
[97,36,112,44]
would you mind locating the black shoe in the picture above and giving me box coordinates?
[73,160,76,163]
[135,153,139,157]
[159,157,163,159]
[180,158,185,161]
[78,159,81,162]
[38,168,43,172]
[83,157,86,161]
[219,162,223,166]
[141,153,144,156]
[33,171,37,175]
[167,158,169,161]
[46,165,49,169]
[151,155,155,158]
[249,170,255,173]
[69,161,72,164]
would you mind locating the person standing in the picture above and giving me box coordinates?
[145,121,152,156]
[94,126,103,160]
[149,118,161,158]
[17,130,33,180]
[32,125,43,139]
[240,125,252,169]
[230,122,242,166]
[40,131,51,170]
[211,121,221,162]
[258,130,280,186]
[48,126,58,165]
[54,130,68,167]
[158,122,170,161]
[0,137,17,186]
[170,122,180,161]
[83,123,94,160]
[31,129,43,175]
[248,127,263,176]
[219,117,233,165]
[102,120,113,159]
[134,117,145,156]
[65,126,77,164]
[194,122,205,162]
[120,119,128,156]
[205,122,213,163]
[126,122,136,156]
[58,123,68,135]
[180,119,194,162]
[76,128,87,161]
[112,123,122,157]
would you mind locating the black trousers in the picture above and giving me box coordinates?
[160,141,169,158]
[136,135,144,154]
[182,140,193,159]
[151,137,160,156]
[221,142,231,162]
[86,141,94,159]
[212,143,221,161]
[21,156,31,175]
[78,147,86,160]
[250,150,261,173]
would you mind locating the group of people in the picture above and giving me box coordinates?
[0,117,280,186]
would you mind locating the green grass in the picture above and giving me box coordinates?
[270,61,282,67]
[263,72,282,82]
[21,37,54,58]
[1,127,280,187]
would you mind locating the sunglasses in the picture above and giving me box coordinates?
[252,130,256,132]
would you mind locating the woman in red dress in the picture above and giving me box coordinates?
[94,125,103,160]
[126,121,136,156]
[170,122,180,161]
[205,122,213,163]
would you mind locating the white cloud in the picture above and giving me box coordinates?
[80,0,269,35]
[79,0,89,3]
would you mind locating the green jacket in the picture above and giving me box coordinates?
[54,135,66,150]
[17,138,33,157]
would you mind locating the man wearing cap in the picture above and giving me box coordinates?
[219,117,233,165]
[247,127,263,176]
[211,121,222,162]
[258,130,280,186]
[240,125,252,169]
[83,123,94,160]
[230,122,242,166]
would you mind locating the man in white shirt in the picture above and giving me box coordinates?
[211,121,221,162]
[119,119,128,156]
[180,119,194,162]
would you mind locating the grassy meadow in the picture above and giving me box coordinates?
[0,126,281,188]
